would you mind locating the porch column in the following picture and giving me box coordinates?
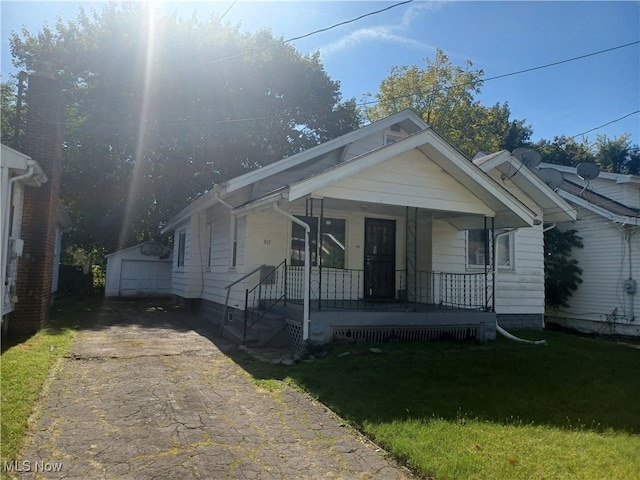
[274,204,310,341]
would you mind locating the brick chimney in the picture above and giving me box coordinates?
[13,68,64,334]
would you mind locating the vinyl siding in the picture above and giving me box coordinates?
[554,208,640,323]
[315,150,493,216]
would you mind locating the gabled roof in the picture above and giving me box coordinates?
[233,128,538,229]
[162,109,539,233]
[556,180,640,224]
[474,151,577,223]
[162,109,428,232]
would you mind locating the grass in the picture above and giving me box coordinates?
[244,330,640,479]
[0,296,102,472]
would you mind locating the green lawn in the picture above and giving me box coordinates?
[245,330,640,480]
[0,297,101,474]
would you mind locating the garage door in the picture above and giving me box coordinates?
[119,260,172,297]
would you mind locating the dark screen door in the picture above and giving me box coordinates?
[364,218,396,300]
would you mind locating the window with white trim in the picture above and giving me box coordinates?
[290,216,346,268]
[230,216,238,268]
[207,221,214,268]
[467,230,513,269]
[177,230,186,267]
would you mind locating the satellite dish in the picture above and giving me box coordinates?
[140,242,165,256]
[536,168,564,189]
[576,162,600,181]
[512,148,542,169]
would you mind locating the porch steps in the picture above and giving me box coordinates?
[220,311,289,348]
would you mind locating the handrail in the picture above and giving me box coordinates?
[218,264,266,336]
[243,259,287,344]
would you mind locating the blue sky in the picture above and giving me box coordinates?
[2,1,639,147]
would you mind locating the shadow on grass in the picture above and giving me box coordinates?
[227,330,640,436]
[15,297,639,437]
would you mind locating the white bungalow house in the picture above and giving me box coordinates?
[539,163,640,336]
[161,110,575,348]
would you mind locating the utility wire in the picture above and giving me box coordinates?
[285,0,413,43]
[358,40,640,107]
[571,110,639,139]
[218,0,238,21]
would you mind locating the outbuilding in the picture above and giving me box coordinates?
[105,241,172,298]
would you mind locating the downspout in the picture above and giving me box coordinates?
[273,203,310,342]
[2,163,36,322]
[494,226,547,345]
[3,164,35,263]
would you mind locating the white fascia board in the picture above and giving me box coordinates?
[557,190,639,225]
[539,162,640,185]
[419,133,537,226]
[477,152,577,222]
[230,190,287,217]
[225,109,428,193]
[161,185,228,234]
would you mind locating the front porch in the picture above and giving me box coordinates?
[236,262,497,349]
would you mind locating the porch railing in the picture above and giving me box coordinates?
[243,260,288,343]
[285,266,487,311]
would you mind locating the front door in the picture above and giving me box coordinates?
[364,218,396,300]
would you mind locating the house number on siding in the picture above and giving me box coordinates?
[263,240,271,245]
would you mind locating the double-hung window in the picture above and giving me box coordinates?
[177,230,186,267]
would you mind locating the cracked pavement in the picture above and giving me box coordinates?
[15,301,414,479]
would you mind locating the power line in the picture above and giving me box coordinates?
[358,40,640,107]
[482,41,639,84]
[218,0,238,22]
[285,0,413,43]
[571,110,639,139]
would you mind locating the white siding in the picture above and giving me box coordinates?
[561,172,640,208]
[316,150,493,216]
[431,220,466,273]
[495,226,545,315]
[554,208,640,324]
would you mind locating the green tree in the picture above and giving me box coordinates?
[595,134,640,175]
[7,3,360,253]
[364,48,532,158]
[534,135,595,168]
[544,227,583,309]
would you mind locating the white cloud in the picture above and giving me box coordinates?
[316,0,450,59]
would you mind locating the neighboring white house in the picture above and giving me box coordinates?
[105,241,172,298]
[539,163,640,336]
[473,152,577,327]
[1,144,48,331]
[161,110,575,348]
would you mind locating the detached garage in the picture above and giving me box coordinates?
[105,242,172,298]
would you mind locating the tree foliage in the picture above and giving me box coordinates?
[544,228,583,309]
[5,3,360,253]
[364,48,533,158]
[534,134,640,175]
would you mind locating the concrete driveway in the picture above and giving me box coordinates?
[16,300,414,479]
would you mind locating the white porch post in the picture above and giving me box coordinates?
[273,204,310,341]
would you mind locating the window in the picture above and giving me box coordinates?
[230,216,238,268]
[291,216,318,266]
[467,230,513,269]
[290,216,346,268]
[207,221,214,268]
[177,230,186,267]
[320,218,346,268]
